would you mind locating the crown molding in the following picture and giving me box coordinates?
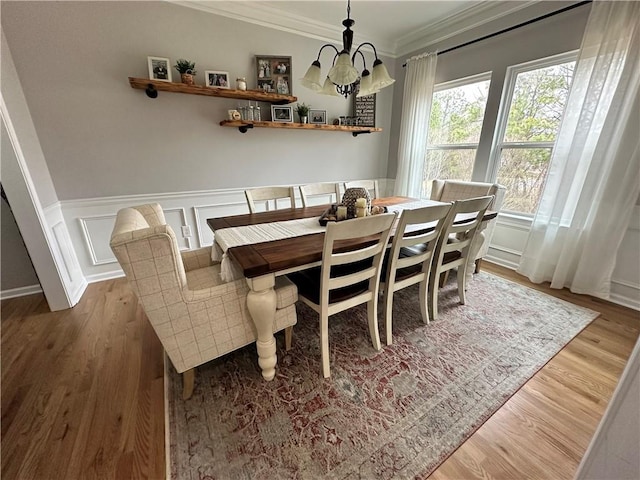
[167,0,540,59]
[394,1,539,58]
[168,0,393,56]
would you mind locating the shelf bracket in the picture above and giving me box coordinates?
[238,124,254,133]
[145,84,158,98]
[352,130,371,137]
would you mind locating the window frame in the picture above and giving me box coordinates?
[426,71,492,153]
[487,50,578,216]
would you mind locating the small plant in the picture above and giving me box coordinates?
[174,59,197,75]
[296,103,310,117]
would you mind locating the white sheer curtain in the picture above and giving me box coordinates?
[394,52,437,197]
[518,0,640,299]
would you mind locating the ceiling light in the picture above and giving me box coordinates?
[300,0,395,98]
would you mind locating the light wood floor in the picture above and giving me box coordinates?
[1,263,638,479]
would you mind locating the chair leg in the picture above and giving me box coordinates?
[439,270,450,288]
[320,313,331,378]
[367,299,382,351]
[383,288,394,345]
[429,270,439,321]
[182,368,195,400]
[458,264,467,305]
[474,258,482,274]
[419,279,430,325]
[285,326,293,351]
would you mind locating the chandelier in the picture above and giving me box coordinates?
[300,0,395,98]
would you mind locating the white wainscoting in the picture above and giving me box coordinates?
[487,205,640,311]
[43,203,87,306]
[54,181,639,311]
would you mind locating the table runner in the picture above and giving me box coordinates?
[212,217,327,282]
[211,200,444,282]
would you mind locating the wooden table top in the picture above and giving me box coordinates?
[206,197,497,279]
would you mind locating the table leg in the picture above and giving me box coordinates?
[246,274,278,381]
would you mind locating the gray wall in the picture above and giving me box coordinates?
[387,1,591,181]
[1,111,40,292]
[1,1,395,201]
[1,194,40,291]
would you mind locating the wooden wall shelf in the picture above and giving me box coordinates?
[219,120,382,137]
[129,77,297,104]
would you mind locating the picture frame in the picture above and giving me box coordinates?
[205,70,230,89]
[352,93,376,127]
[148,56,172,82]
[271,105,293,123]
[255,55,292,95]
[309,109,327,125]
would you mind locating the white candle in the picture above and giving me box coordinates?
[337,205,347,221]
[355,198,367,208]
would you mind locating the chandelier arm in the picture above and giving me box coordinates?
[315,44,341,62]
[352,50,368,70]
[352,42,380,61]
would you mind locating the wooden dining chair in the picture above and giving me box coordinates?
[287,212,397,378]
[381,203,452,345]
[344,179,380,199]
[245,186,296,213]
[299,182,341,207]
[428,196,493,320]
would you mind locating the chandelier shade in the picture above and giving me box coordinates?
[321,76,341,96]
[371,59,396,90]
[300,61,323,91]
[328,51,360,86]
[300,0,394,98]
[356,69,373,97]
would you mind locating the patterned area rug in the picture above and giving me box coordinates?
[167,272,598,479]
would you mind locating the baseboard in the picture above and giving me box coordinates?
[85,269,124,284]
[1,284,43,300]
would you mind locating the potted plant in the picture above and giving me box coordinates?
[296,103,310,123]
[174,59,197,85]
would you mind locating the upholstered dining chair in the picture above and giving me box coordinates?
[344,179,380,199]
[381,204,452,344]
[429,179,506,272]
[287,212,397,378]
[245,186,297,213]
[428,196,493,321]
[109,203,298,399]
[299,182,341,207]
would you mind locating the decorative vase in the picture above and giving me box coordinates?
[300,116,308,124]
[181,73,194,85]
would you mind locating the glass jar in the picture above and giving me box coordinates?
[247,105,254,121]
[236,77,247,91]
[254,105,261,122]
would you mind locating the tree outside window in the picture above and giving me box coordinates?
[493,56,576,214]
[423,74,491,197]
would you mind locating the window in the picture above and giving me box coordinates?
[423,73,491,196]
[490,53,576,214]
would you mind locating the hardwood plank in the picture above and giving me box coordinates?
[1,263,637,479]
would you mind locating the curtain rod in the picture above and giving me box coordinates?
[403,0,592,67]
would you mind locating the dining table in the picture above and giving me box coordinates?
[207,196,497,381]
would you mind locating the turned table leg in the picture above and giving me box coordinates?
[246,274,278,381]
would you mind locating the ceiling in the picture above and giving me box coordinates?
[170,1,539,58]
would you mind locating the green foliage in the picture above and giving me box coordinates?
[296,103,310,116]
[425,61,575,213]
[174,59,197,75]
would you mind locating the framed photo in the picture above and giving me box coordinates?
[352,93,376,127]
[205,70,230,89]
[148,56,172,82]
[271,105,293,123]
[256,55,292,95]
[309,109,327,125]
